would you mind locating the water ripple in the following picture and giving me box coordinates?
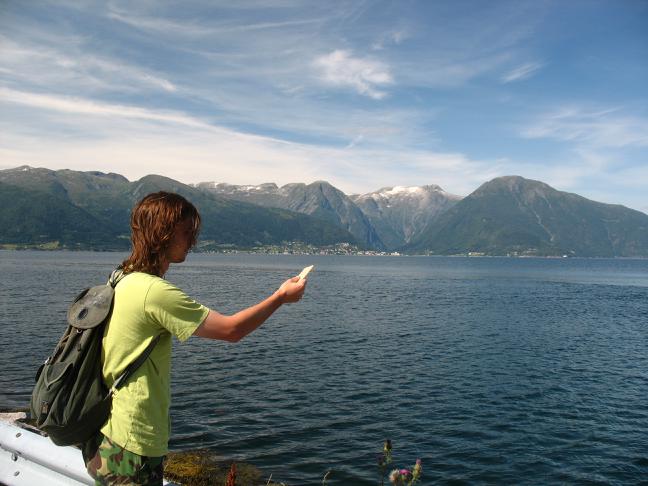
[2,252,648,484]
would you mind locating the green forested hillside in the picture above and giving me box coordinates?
[0,167,357,250]
[0,181,122,249]
[407,176,648,257]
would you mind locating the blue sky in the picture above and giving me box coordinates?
[1,0,647,212]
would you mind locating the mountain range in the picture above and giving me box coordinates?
[1,165,647,257]
[0,166,356,250]
[196,181,384,249]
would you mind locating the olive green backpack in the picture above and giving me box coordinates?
[30,269,160,446]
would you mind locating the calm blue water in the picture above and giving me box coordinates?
[1,251,648,485]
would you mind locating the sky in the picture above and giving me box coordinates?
[1,0,647,212]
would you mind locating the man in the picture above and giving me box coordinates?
[85,191,307,485]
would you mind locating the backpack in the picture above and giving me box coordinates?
[30,269,160,446]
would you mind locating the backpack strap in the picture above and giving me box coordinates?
[106,265,159,394]
[110,334,161,395]
[108,267,126,288]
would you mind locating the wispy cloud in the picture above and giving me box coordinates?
[313,50,394,99]
[372,28,410,50]
[0,88,487,196]
[501,61,544,83]
[0,36,176,93]
[0,87,201,127]
[397,51,513,88]
[522,107,648,148]
[345,134,364,149]
[107,7,328,38]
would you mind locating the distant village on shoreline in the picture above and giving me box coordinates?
[4,241,639,259]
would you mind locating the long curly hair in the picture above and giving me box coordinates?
[121,191,201,276]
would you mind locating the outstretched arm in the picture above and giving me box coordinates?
[193,276,306,342]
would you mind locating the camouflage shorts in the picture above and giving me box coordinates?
[85,434,165,486]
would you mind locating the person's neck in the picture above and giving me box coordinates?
[159,259,169,278]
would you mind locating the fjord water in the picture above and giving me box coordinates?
[1,252,647,485]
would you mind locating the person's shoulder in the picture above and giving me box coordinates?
[122,271,161,285]
[119,271,169,294]
[145,274,185,300]
[144,276,195,315]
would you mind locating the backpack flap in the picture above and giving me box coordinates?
[42,361,73,389]
[67,285,115,329]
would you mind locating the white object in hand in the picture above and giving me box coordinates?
[298,265,314,280]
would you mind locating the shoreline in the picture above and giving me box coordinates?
[1,246,647,259]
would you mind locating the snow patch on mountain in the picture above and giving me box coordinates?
[352,185,463,248]
[195,180,384,249]
[195,180,462,250]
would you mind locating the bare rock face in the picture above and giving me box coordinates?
[198,180,385,250]
[351,185,462,250]
[198,180,463,251]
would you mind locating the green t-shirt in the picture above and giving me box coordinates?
[100,272,209,456]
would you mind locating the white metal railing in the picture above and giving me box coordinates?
[0,416,178,486]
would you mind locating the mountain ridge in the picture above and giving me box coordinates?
[407,175,648,257]
[196,180,386,249]
[196,180,463,250]
[2,166,647,256]
[0,166,358,250]
[350,185,462,249]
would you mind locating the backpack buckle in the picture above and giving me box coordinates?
[40,401,49,421]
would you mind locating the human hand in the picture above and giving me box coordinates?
[276,276,307,304]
